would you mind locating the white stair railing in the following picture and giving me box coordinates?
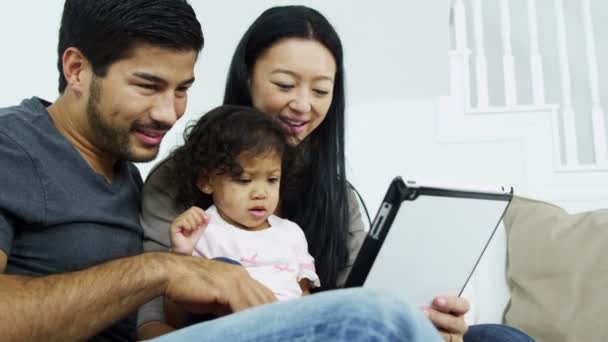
[471,0,489,108]
[581,0,607,166]
[500,0,517,107]
[527,0,545,106]
[452,0,472,111]
[554,0,579,166]
[449,0,607,169]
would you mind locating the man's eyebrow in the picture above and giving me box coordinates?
[179,77,196,86]
[132,72,195,86]
[133,72,167,84]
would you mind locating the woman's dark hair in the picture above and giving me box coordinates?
[57,0,204,93]
[223,5,349,289]
[169,105,289,210]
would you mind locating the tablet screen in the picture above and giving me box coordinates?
[363,193,509,306]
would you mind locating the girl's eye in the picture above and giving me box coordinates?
[236,178,251,184]
[268,177,280,184]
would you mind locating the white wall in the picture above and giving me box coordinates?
[0,0,449,183]
[1,0,532,231]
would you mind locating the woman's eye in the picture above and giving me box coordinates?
[313,89,330,96]
[274,82,294,91]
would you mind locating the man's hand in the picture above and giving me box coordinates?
[422,295,469,342]
[170,206,209,255]
[0,250,7,273]
[162,254,277,316]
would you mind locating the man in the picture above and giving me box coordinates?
[0,1,441,341]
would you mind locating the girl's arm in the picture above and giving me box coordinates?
[170,207,209,256]
[164,297,191,329]
[299,279,312,295]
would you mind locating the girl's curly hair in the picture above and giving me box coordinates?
[167,105,290,210]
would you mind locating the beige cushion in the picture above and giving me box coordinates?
[503,196,608,342]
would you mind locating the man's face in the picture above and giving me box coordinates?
[85,44,197,162]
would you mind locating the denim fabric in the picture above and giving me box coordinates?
[465,324,535,342]
[150,288,442,341]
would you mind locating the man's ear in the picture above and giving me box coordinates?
[61,47,91,97]
[196,173,213,195]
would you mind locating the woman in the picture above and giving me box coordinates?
[137,5,532,342]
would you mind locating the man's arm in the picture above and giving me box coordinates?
[0,250,6,273]
[0,250,168,342]
[0,251,278,342]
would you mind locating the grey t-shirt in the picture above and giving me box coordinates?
[0,98,144,341]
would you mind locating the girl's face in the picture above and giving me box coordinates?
[200,152,282,230]
[249,38,336,145]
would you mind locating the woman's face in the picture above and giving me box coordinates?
[250,38,336,145]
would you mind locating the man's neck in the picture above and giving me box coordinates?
[47,96,117,182]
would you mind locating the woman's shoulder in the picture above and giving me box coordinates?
[144,156,175,185]
[346,184,358,207]
[345,182,367,233]
[141,156,179,198]
[140,156,179,220]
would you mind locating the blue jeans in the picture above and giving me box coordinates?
[150,288,442,341]
[465,324,535,342]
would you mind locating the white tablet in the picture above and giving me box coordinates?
[344,177,513,306]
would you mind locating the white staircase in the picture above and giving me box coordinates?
[444,0,608,324]
[443,0,608,210]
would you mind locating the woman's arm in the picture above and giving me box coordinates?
[137,320,176,341]
[137,296,176,340]
[140,159,181,253]
[137,159,183,338]
[336,188,367,287]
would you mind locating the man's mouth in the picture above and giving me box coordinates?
[134,128,167,146]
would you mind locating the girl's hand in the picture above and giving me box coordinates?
[421,295,469,342]
[170,206,209,255]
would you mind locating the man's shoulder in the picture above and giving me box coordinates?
[0,97,49,118]
[0,97,50,138]
[0,98,61,183]
[0,100,50,224]
[124,162,143,190]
